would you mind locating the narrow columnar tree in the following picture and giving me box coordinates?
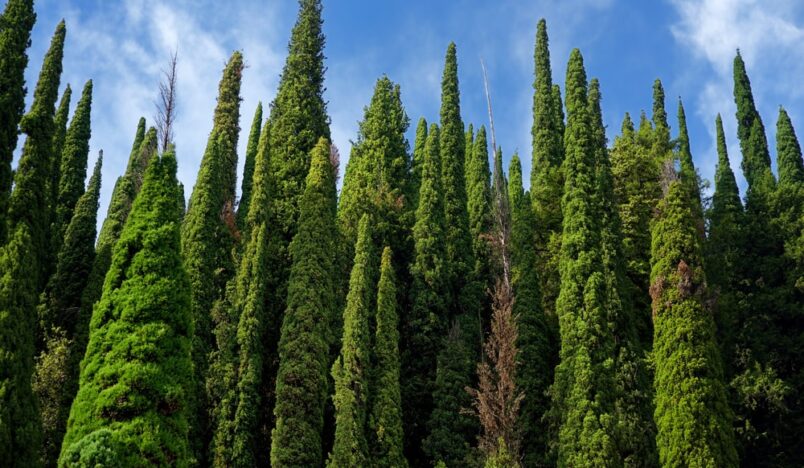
[466,125,493,313]
[59,147,193,467]
[402,124,448,465]
[0,0,36,244]
[409,117,427,209]
[328,215,377,467]
[508,154,550,467]
[53,80,93,252]
[531,19,564,326]
[271,138,338,467]
[676,98,704,237]
[369,246,407,467]
[651,80,672,165]
[650,172,737,467]
[181,51,243,460]
[734,51,772,190]
[550,49,619,466]
[207,118,271,467]
[236,101,263,233]
[34,154,101,467]
[49,85,71,229]
[7,20,65,288]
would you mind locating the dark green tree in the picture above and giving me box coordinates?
[650,173,737,467]
[508,154,550,467]
[369,246,407,467]
[549,49,619,466]
[402,124,448,465]
[236,101,262,233]
[676,98,704,237]
[59,147,193,467]
[734,51,772,190]
[270,137,338,467]
[207,118,271,467]
[53,80,92,252]
[409,117,427,209]
[7,20,65,289]
[466,125,493,315]
[49,85,71,232]
[328,215,377,467]
[181,51,243,460]
[34,154,101,467]
[530,19,564,326]
[651,80,672,165]
[0,0,36,244]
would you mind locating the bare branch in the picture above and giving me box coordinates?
[480,57,497,156]
[155,49,178,153]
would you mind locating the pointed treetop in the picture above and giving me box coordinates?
[776,106,804,187]
[621,112,634,135]
[237,101,264,231]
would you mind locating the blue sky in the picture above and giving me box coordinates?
[19,0,804,221]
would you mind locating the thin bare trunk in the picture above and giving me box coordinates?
[156,49,178,153]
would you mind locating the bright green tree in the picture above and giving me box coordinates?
[369,246,408,467]
[181,51,244,460]
[530,19,564,327]
[402,124,448,465]
[0,0,36,244]
[270,137,338,467]
[53,80,93,252]
[34,155,101,467]
[650,173,737,467]
[508,154,551,467]
[59,147,193,467]
[550,49,619,467]
[676,98,704,237]
[236,102,263,234]
[328,215,377,467]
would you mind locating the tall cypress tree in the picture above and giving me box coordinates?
[53,79,92,253]
[34,154,101,467]
[49,85,71,231]
[207,118,271,467]
[60,147,193,467]
[508,154,550,467]
[271,137,337,467]
[328,215,377,467]
[236,101,262,234]
[650,173,737,467]
[0,0,36,244]
[550,49,619,466]
[410,117,427,210]
[369,246,407,467]
[402,124,448,464]
[651,80,672,165]
[466,125,493,314]
[181,51,244,460]
[734,51,772,190]
[7,20,65,288]
[676,98,704,237]
[531,19,564,327]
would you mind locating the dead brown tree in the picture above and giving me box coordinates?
[155,49,178,153]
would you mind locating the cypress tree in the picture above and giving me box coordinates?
[271,137,338,467]
[651,80,672,164]
[236,101,262,233]
[676,98,704,237]
[369,246,407,467]
[181,51,244,460]
[550,49,619,466]
[650,173,737,467]
[208,118,272,467]
[410,117,427,209]
[466,125,493,313]
[59,147,193,467]
[49,85,71,230]
[328,215,377,467]
[776,107,804,188]
[531,19,564,326]
[734,51,772,189]
[7,20,65,288]
[508,154,550,467]
[53,79,92,252]
[402,124,448,464]
[34,154,101,467]
[0,0,36,244]
[338,76,410,266]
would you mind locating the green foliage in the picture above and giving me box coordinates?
[369,246,408,467]
[508,154,551,467]
[676,99,704,238]
[49,85,72,238]
[59,147,193,467]
[8,20,65,289]
[271,137,338,467]
[410,117,428,210]
[466,125,493,316]
[35,156,101,467]
[328,215,377,467]
[484,437,520,468]
[531,19,565,327]
[208,118,273,467]
[53,80,93,252]
[402,124,448,465]
[650,177,738,467]
[181,51,244,461]
[0,0,35,244]
[236,101,262,234]
[733,51,772,190]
